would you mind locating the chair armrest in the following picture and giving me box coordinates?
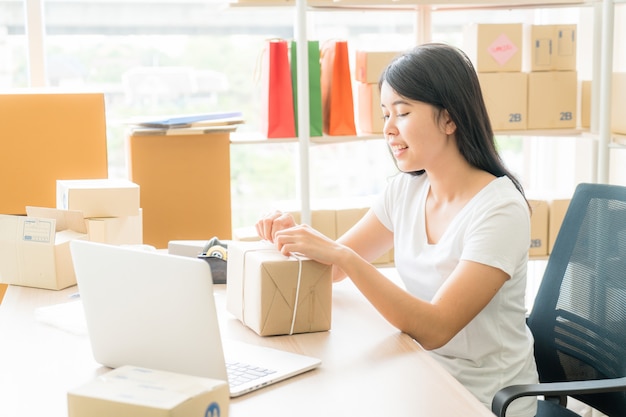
[491,376,626,417]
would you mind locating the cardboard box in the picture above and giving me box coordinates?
[128,132,232,249]
[0,92,108,215]
[529,199,549,257]
[288,209,337,239]
[57,179,140,218]
[335,207,393,265]
[548,198,571,254]
[87,209,143,245]
[355,50,399,83]
[524,24,577,72]
[464,23,523,73]
[226,240,332,336]
[478,72,528,131]
[611,72,626,135]
[527,71,577,129]
[580,79,591,129]
[357,82,384,134]
[68,365,229,417]
[0,207,88,289]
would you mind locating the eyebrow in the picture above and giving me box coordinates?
[381,99,411,109]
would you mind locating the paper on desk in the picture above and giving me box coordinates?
[34,300,88,336]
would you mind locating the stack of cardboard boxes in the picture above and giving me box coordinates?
[467,23,578,131]
[0,179,142,290]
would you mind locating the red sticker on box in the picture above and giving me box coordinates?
[487,33,518,66]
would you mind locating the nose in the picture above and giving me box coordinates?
[383,119,397,140]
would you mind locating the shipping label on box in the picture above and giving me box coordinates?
[529,199,549,257]
[355,50,400,83]
[464,23,523,73]
[528,71,577,129]
[68,365,229,417]
[226,240,332,336]
[478,72,528,131]
[0,207,88,289]
[57,179,140,218]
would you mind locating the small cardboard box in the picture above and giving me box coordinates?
[524,24,577,72]
[335,207,393,265]
[478,71,528,131]
[355,50,400,83]
[357,82,384,134]
[87,209,143,245]
[67,365,229,417]
[529,199,549,257]
[288,209,337,239]
[611,72,626,135]
[464,23,523,73]
[0,207,88,289]
[226,240,332,336]
[527,71,577,129]
[57,179,140,218]
[579,79,591,129]
[548,198,571,254]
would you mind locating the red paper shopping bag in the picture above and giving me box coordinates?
[321,40,357,136]
[261,39,296,138]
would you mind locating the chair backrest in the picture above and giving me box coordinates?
[528,183,626,416]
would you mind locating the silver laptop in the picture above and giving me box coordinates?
[69,240,321,397]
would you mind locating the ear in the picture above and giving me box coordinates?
[441,109,457,135]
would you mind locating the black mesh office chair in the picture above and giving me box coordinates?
[492,183,626,417]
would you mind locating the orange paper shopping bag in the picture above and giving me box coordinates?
[321,40,357,136]
[261,39,296,138]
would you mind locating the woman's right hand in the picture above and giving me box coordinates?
[255,210,297,243]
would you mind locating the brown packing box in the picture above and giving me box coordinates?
[548,198,571,254]
[611,72,626,135]
[464,23,523,73]
[524,24,577,72]
[0,207,88,290]
[357,82,384,134]
[57,179,141,218]
[288,209,337,239]
[67,365,229,417]
[478,72,528,131]
[529,199,549,257]
[335,207,393,264]
[87,209,143,245]
[226,240,332,336]
[355,50,400,83]
[0,92,108,215]
[527,71,577,129]
[579,79,591,129]
[128,131,232,249]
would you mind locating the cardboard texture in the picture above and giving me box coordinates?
[529,199,549,257]
[127,132,232,249]
[57,179,140,218]
[580,79,591,129]
[524,24,577,72]
[611,72,626,135]
[0,207,88,289]
[67,365,229,417]
[226,241,332,336]
[357,82,384,134]
[527,71,577,129]
[87,210,143,245]
[0,92,108,215]
[355,50,399,83]
[464,23,523,73]
[548,198,571,254]
[478,72,528,131]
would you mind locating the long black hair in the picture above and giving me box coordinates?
[379,42,527,201]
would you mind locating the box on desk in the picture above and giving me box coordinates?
[0,207,88,290]
[57,179,140,218]
[68,365,229,417]
[226,240,332,336]
[87,209,143,245]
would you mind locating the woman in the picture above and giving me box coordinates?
[256,43,538,417]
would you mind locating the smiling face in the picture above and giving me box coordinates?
[380,80,456,174]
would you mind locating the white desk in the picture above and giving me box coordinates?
[0,270,494,417]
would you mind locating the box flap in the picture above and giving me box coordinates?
[26,206,88,234]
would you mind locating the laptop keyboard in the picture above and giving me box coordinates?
[226,361,277,387]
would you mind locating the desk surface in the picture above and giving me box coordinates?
[0,269,494,417]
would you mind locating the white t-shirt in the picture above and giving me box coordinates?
[372,173,539,417]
